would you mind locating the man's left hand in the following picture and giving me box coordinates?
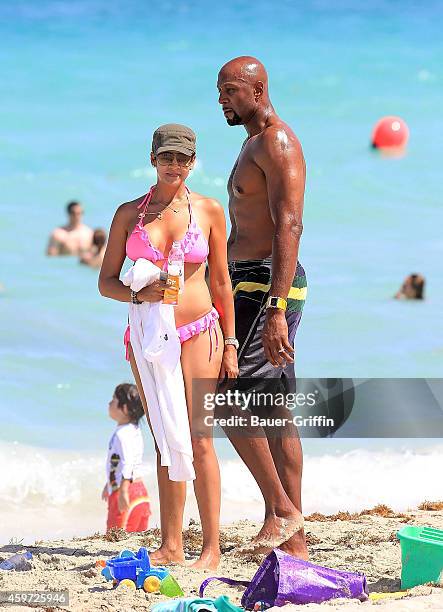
[262,309,294,367]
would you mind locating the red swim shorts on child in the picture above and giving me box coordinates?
[106,481,151,533]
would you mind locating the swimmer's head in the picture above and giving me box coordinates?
[217,56,269,126]
[110,383,144,424]
[402,274,425,299]
[66,201,83,219]
[93,228,107,250]
[394,273,426,300]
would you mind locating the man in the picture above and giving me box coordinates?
[217,57,308,558]
[47,201,93,256]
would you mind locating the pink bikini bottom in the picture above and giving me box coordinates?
[124,306,220,362]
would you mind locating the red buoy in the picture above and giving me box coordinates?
[371,116,409,149]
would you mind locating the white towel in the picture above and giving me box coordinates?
[123,260,180,370]
[122,259,195,482]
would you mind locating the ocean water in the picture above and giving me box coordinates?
[1,440,442,543]
[1,0,442,541]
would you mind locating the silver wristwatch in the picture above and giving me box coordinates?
[224,336,239,350]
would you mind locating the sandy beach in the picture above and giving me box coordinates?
[1,504,442,612]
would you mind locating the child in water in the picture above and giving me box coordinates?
[101,383,151,532]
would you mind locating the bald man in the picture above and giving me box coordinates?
[217,57,308,558]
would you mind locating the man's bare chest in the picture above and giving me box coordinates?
[228,148,266,199]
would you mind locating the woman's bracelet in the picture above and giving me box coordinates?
[224,337,239,350]
[131,290,142,305]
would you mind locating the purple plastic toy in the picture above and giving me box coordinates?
[200,548,368,608]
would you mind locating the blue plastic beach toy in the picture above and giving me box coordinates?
[105,547,169,589]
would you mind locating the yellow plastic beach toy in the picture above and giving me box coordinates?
[143,575,162,593]
[119,579,136,590]
[369,591,408,602]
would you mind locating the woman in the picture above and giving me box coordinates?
[99,123,238,569]
[80,227,107,268]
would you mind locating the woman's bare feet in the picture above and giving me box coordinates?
[149,546,185,566]
[190,547,221,570]
[235,510,304,556]
[279,528,309,560]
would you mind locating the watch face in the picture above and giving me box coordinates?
[269,297,278,307]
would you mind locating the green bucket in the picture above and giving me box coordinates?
[160,573,184,597]
[397,525,443,589]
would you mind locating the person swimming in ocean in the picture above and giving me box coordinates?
[217,56,308,559]
[80,228,107,268]
[394,274,425,300]
[46,201,93,256]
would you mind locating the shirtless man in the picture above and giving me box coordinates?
[47,201,93,256]
[217,57,308,558]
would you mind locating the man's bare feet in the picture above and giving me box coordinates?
[235,511,304,556]
[149,546,185,566]
[279,528,309,560]
[190,547,221,570]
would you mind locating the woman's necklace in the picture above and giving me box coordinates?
[146,196,186,220]
[145,202,178,220]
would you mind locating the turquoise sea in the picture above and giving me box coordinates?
[1,1,442,541]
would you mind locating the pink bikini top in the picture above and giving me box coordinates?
[126,186,209,269]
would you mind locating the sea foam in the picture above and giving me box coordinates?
[1,441,441,543]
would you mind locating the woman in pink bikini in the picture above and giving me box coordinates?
[99,124,238,569]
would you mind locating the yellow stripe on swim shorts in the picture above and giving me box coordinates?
[122,495,150,529]
[233,281,307,301]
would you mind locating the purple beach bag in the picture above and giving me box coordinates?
[199,549,368,608]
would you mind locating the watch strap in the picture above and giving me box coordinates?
[266,295,288,311]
